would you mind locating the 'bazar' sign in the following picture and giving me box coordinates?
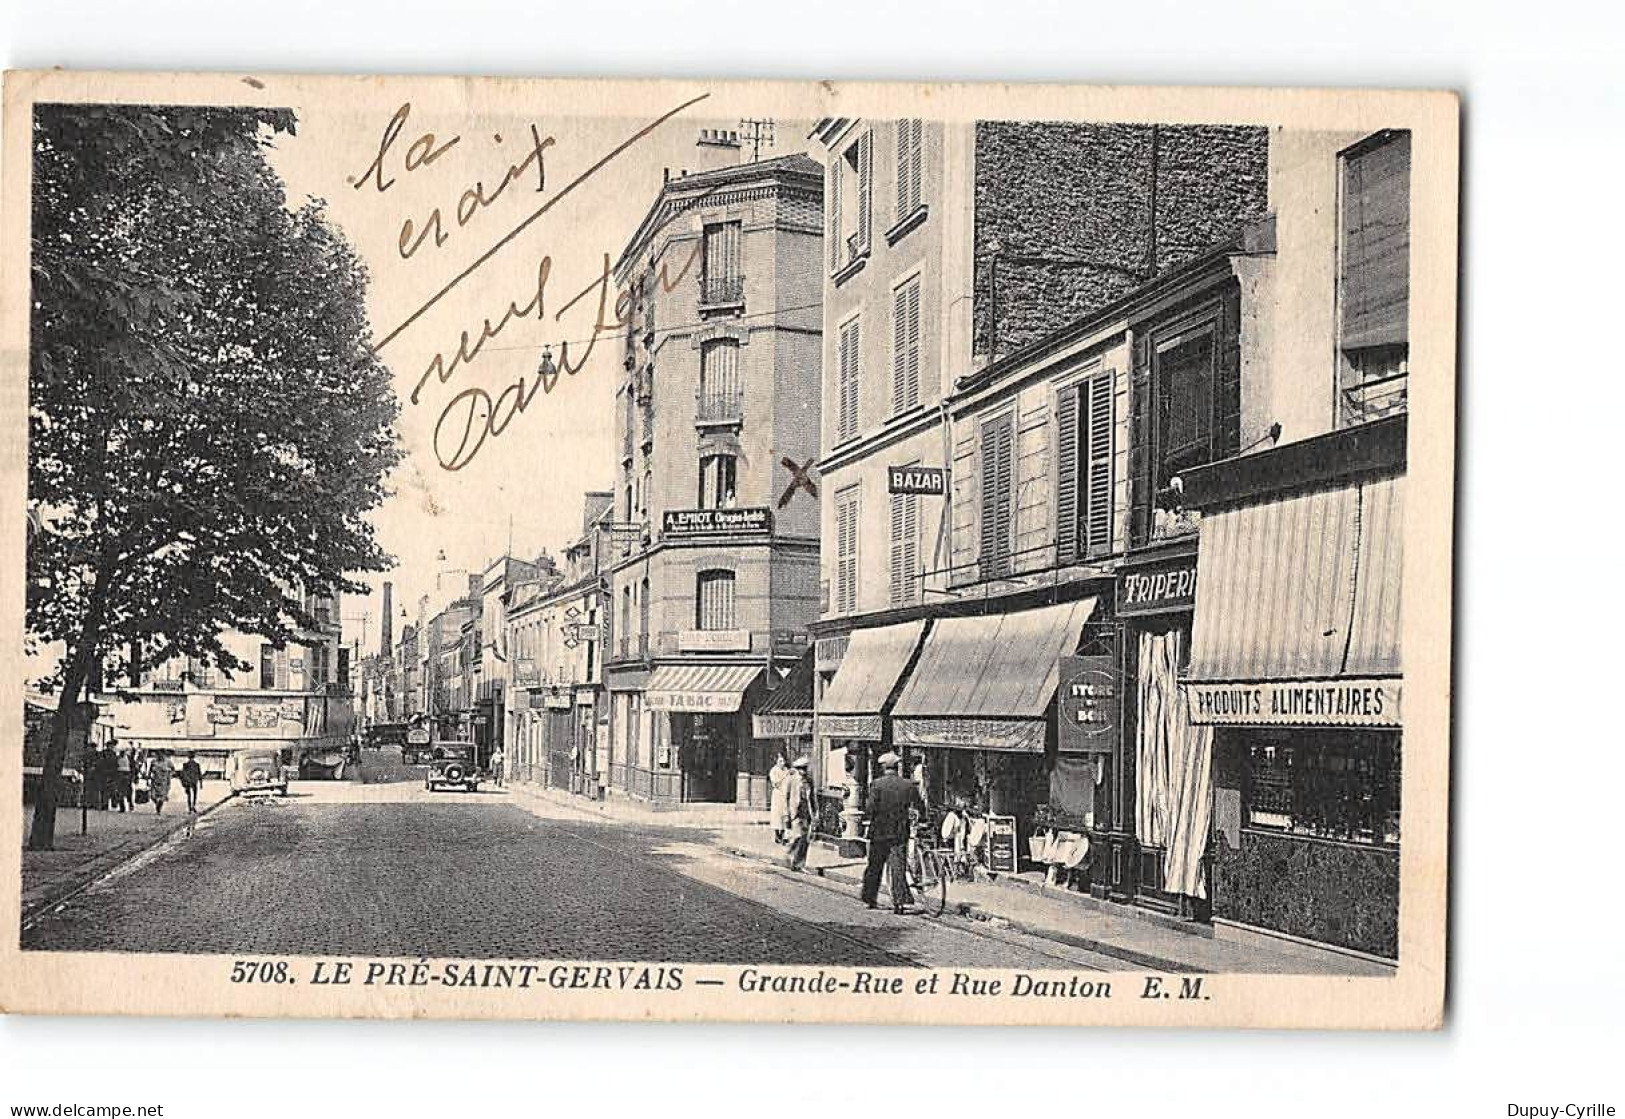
[887,464,945,496]
[1058,655,1118,751]
[1116,554,1198,616]
[1184,678,1402,727]
[662,507,772,538]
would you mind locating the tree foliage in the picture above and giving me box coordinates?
[27,103,402,847]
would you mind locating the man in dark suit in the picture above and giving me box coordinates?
[862,751,925,913]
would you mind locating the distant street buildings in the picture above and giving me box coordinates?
[345,118,1410,960]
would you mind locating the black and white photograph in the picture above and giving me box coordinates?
[2,73,1456,1030]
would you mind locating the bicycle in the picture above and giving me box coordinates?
[881,822,949,917]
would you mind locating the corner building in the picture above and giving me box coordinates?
[604,135,824,807]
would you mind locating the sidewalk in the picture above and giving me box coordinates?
[511,781,1391,976]
[21,781,234,921]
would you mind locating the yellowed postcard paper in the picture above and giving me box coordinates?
[0,71,1456,1027]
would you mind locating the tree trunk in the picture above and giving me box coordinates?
[26,652,90,851]
[27,561,113,851]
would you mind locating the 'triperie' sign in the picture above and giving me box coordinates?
[1058,655,1118,751]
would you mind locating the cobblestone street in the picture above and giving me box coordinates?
[22,748,1117,970]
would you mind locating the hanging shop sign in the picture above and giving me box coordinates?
[662,507,772,538]
[893,717,1045,754]
[1183,678,1402,728]
[886,464,946,496]
[817,713,881,741]
[1058,655,1119,752]
[987,815,1019,875]
[512,658,541,687]
[814,635,849,672]
[1116,553,1199,616]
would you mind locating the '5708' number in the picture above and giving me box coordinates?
[231,960,294,984]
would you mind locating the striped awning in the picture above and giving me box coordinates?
[752,652,815,738]
[1184,475,1403,726]
[818,620,927,741]
[645,664,761,713]
[892,599,1098,751]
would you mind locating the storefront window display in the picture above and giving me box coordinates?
[1242,729,1400,846]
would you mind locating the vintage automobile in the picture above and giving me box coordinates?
[425,742,479,793]
[401,722,434,766]
[227,748,288,797]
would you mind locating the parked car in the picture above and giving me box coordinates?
[227,749,288,797]
[425,742,479,793]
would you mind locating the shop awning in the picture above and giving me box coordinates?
[752,652,815,738]
[818,620,927,741]
[645,664,761,713]
[1184,475,1403,726]
[891,599,1098,752]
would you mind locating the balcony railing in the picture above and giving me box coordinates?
[1340,371,1409,427]
[696,390,744,425]
[699,272,745,307]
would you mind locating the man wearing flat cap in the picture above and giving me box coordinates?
[784,756,816,872]
[863,751,926,913]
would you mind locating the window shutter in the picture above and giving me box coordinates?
[891,280,920,416]
[908,120,923,215]
[857,131,873,251]
[836,490,859,614]
[905,280,920,410]
[889,492,906,604]
[1216,289,1242,459]
[1128,334,1154,547]
[980,416,1014,579]
[829,159,842,273]
[1340,131,1411,350]
[903,492,918,603]
[1054,384,1080,565]
[1085,372,1114,557]
[838,320,860,440]
[895,119,921,219]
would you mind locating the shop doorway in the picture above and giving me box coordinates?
[679,713,738,803]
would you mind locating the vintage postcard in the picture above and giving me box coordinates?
[0,71,1457,1027]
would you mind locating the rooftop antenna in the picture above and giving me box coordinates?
[738,118,776,162]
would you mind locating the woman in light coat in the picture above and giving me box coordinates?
[146,752,174,815]
[768,754,791,844]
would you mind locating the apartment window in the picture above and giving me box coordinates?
[259,644,276,690]
[888,487,920,607]
[1338,130,1411,426]
[830,130,873,272]
[1127,291,1241,546]
[1056,372,1114,564]
[701,221,743,304]
[621,586,631,650]
[895,119,923,220]
[891,276,921,416]
[835,485,861,615]
[699,453,738,509]
[696,569,737,631]
[979,414,1015,579]
[836,317,861,443]
[699,339,741,421]
[643,467,653,518]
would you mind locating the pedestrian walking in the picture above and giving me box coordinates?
[93,743,119,810]
[179,751,204,813]
[783,757,815,872]
[768,754,791,844]
[490,746,505,788]
[862,752,924,913]
[147,752,174,815]
[112,739,134,812]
